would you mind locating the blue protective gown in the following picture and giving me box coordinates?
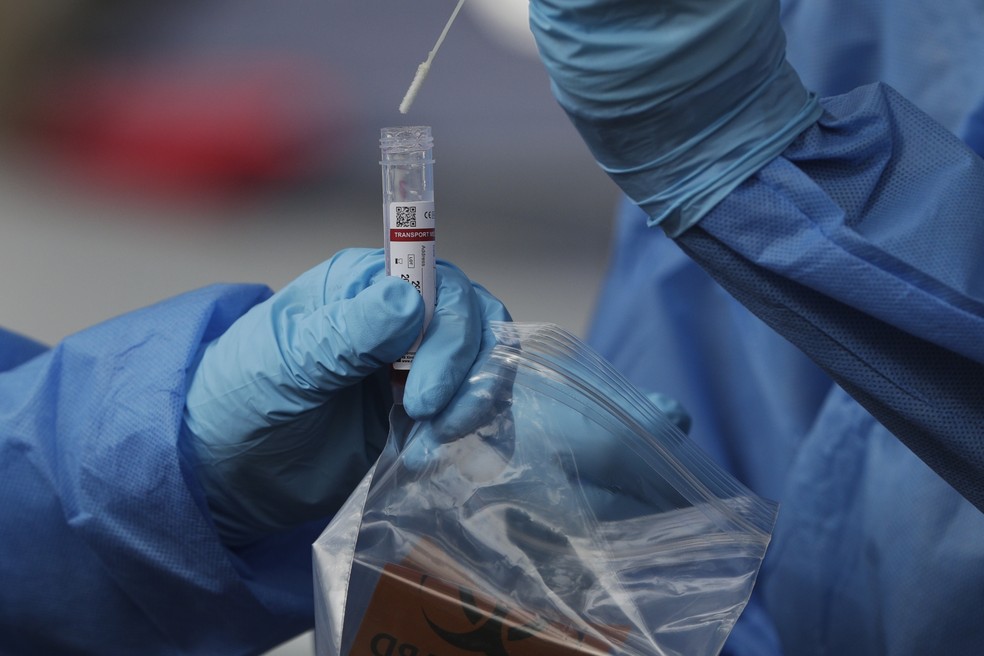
[588,6,984,655]
[4,4,984,655]
[781,0,984,153]
[0,287,324,654]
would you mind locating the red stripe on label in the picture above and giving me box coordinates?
[389,229,436,242]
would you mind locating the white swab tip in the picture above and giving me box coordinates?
[399,61,431,114]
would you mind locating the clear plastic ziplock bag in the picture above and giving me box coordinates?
[314,323,778,656]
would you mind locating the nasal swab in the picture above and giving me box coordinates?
[399,0,468,114]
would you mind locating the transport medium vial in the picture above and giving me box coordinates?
[380,126,437,382]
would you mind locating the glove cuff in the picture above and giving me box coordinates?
[568,62,821,237]
[531,0,822,237]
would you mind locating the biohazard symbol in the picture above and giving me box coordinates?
[421,579,547,656]
[349,558,623,656]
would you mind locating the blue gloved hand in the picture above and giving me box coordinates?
[398,360,698,523]
[529,0,822,236]
[398,322,695,520]
[183,248,510,546]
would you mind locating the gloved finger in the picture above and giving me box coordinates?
[645,391,692,435]
[402,262,511,418]
[285,276,424,394]
[471,282,512,324]
[543,403,694,519]
[187,276,423,445]
[398,332,519,476]
[320,247,387,302]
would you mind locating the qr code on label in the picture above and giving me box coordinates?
[395,206,417,228]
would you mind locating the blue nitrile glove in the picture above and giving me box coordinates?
[545,390,698,522]
[401,353,693,518]
[183,248,510,546]
[529,0,822,236]
[646,391,691,435]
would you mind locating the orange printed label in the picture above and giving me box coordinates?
[346,547,628,656]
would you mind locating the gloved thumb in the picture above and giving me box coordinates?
[186,276,424,446]
[286,276,424,392]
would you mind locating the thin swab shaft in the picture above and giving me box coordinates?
[399,0,467,114]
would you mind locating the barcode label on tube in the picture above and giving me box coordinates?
[386,201,436,370]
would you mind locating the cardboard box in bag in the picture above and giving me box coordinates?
[348,542,628,656]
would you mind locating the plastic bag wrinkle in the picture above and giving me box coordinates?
[314,323,777,656]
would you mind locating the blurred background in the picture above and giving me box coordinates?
[0,0,619,653]
[0,0,621,345]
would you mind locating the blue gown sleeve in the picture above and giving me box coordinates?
[0,285,325,654]
[674,83,984,511]
[0,328,49,372]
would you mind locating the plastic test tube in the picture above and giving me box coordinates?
[380,126,437,386]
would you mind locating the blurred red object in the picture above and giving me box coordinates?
[22,55,350,199]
